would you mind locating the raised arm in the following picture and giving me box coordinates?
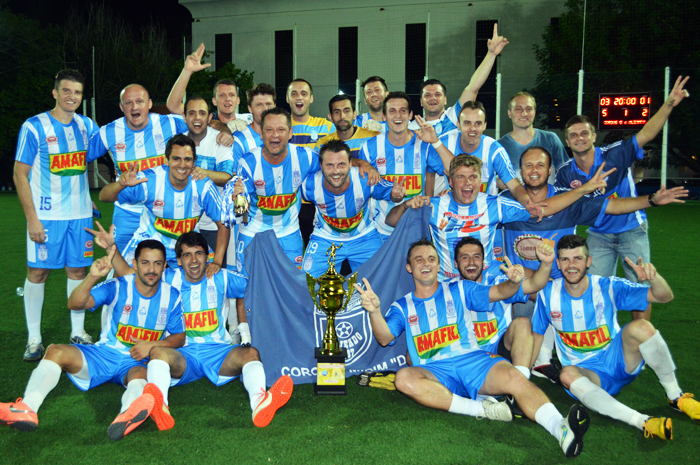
[459,23,509,105]
[68,248,116,310]
[624,257,674,304]
[636,76,690,148]
[384,195,430,227]
[520,242,554,295]
[99,163,147,202]
[539,163,616,218]
[605,185,688,215]
[489,256,525,302]
[166,43,212,115]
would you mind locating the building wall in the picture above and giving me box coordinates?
[181,0,567,135]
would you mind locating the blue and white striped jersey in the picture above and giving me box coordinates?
[15,112,99,220]
[163,268,247,345]
[237,143,320,238]
[90,274,185,355]
[385,280,492,365]
[359,133,446,236]
[532,275,649,366]
[90,114,188,215]
[354,113,387,134]
[430,192,531,281]
[407,100,462,136]
[232,125,263,167]
[301,167,394,240]
[555,137,645,234]
[118,166,223,257]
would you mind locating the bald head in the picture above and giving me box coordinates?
[119,84,152,131]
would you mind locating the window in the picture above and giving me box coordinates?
[405,23,427,111]
[215,33,232,70]
[275,30,294,111]
[338,27,358,96]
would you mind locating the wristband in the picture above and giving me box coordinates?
[431,140,443,150]
[648,194,658,207]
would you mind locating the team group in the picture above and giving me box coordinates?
[2,25,697,455]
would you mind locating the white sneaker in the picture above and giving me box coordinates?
[70,331,93,345]
[477,398,513,422]
[559,405,590,457]
[23,338,44,362]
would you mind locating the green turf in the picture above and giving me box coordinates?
[0,192,698,464]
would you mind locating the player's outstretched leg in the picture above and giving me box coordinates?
[107,393,155,441]
[252,374,294,428]
[0,399,38,432]
[145,347,184,431]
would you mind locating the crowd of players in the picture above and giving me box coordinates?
[2,25,698,456]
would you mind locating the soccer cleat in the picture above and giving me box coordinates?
[559,405,590,458]
[252,375,293,427]
[668,393,700,421]
[23,339,44,362]
[0,398,38,432]
[478,398,513,422]
[70,331,94,345]
[107,393,155,441]
[505,395,525,420]
[643,417,673,440]
[143,383,174,431]
[532,358,562,385]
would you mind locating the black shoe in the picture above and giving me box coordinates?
[532,358,562,385]
[505,395,525,420]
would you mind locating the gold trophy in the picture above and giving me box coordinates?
[306,243,357,394]
[233,189,249,225]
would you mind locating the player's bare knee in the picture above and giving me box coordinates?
[625,318,656,342]
[393,368,416,395]
[66,267,87,280]
[126,366,147,382]
[148,345,174,362]
[27,267,50,283]
[558,366,579,389]
[239,346,260,364]
[512,316,532,334]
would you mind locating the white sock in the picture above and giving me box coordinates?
[535,325,555,366]
[638,331,683,401]
[534,402,564,439]
[147,359,171,406]
[67,278,85,337]
[514,365,531,380]
[24,279,44,342]
[448,394,485,417]
[23,359,62,412]
[238,322,251,345]
[242,361,266,411]
[120,379,147,413]
[569,377,647,429]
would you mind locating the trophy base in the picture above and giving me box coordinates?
[314,347,347,396]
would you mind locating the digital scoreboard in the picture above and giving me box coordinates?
[598,93,652,130]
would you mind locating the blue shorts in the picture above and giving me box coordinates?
[566,324,644,397]
[236,230,303,273]
[587,222,650,283]
[67,344,146,391]
[172,343,239,386]
[422,350,505,400]
[302,230,383,278]
[113,205,142,254]
[27,218,94,269]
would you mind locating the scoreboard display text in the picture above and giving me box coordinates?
[598,93,651,130]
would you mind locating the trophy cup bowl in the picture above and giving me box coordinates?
[233,193,249,225]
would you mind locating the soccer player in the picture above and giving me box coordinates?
[89,84,189,254]
[14,69,100,360]
[99,135,229,272]
[301,140,406,277]
[0,240,185,438]
[354,239,590,458]
[498,92,567,184]
[315,95,380,159]
[354,76,388,133]
[532,234,700,440]
[554,76,690,321]
[358,91,455,241]
[385,154,612,281]
[232,83,277,167]
[286,79,335,148]
[166,43,251,134]
[408,23,508,138]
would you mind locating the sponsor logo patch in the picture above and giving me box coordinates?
[46,136,58,145]
[550,311,562,321]
[115,142,127,152]
[558,326,611,352]
[122,305,132,315]
[321,210,364,233]
[85,240,93,248]
[117,154,165,174]
[83,251,93,258]
[382,174,422,198]
[258,193,297,215]
[570,180,582,188]
[116,324,163,347]
[377,157,387,166]
[153,217,199,239]
[414,324,460,359]
[154,200,165,207]
[184,308,219,337]
[474,318,499,345]
[49,151,87,176]
[254,179,266,188]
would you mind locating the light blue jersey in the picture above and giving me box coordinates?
[385,280,492,365]
[430,192,531,281]
[301,167,393,240]
[359,134,446,236]
[15,112,99,220]
[90,274,185,355]
[236,143,320,238]
[407,100,462,136]
[532,275,649,366]
[232,125,263,166]
[162,268,247,345]
[354,113,387,134]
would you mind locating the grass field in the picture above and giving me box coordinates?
[0,192,699,464]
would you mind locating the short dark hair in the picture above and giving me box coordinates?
[458,101,487,123]
[54,69,85,91]
[319,139,352,164]
[184,94,210,114]
[406,238,438,265]
[165,134,197,161]
[421,79,446,95]
[564,115,594,137]
[328,94,355,114]
[213,79,238,98]
[175,231,209,259]
[454,237,484,260]
[261,107,291,129]
[556,234,589,258]
[508,92,536,111]
[382,91,412,115]
[135,239,166,261]
[362,76,388,93]
[519,146,552,169]
[288,78,313,95]
[247,83,276,102]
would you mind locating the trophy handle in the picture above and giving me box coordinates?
[342,272,359,311]
[305,272,321,309]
